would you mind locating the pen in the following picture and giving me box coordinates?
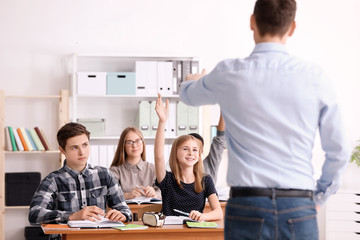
[174,209,190,216]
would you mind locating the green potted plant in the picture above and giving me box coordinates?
[351,142,360,167]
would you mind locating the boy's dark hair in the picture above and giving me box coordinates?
[57,122,90,149]
[189,133,204,146]
[254,0,296,37]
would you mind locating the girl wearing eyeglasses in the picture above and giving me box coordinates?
[110,127,160,200]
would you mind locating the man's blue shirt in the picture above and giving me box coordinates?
[180,42,350,205]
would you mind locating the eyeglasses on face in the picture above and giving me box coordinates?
[125,139,143,146]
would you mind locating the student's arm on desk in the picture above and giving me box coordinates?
[200,193,223,221]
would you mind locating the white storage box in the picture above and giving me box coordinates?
[77,118,106,137]
[77,72,107,95]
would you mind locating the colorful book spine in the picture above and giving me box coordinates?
[34,127,49,150]
[20,127,34,151]
[29,128,45,151]
[12,127,24,151]
[17,128,29,151]
[40,129,52,150]
[5,127,13,151]
[25,128,37,151]
[8,126,17,151]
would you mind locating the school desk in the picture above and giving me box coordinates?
[129,201,227,220]
[41,220,224,240]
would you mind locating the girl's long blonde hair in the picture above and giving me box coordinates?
[110,127,146,167]
[168,135,204,193]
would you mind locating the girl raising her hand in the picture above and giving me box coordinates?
[154,94,223,222]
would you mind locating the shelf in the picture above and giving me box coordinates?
[76,95,180,99]
[4,150,60,154]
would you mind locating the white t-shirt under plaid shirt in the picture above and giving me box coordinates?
[28,161,132,224]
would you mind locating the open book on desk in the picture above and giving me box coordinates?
[126,196,162,205]
[164,216,197,225]
[68,216,125,228]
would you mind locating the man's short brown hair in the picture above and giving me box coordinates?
[254,0,296,37]
[57,122,90,149]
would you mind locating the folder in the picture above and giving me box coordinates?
[145,144,154,164]
[157,61,173,96]
[166,102,177,138]
[135,61,157,96]
[20,128,33,151]
[89,145,99,167]
[176,101,188,136]
[98,145,108,168]
[187,106,199,134]
[107,145,115,169]
[180,61,191,91]
[172,61,182,95]
[4,127,12,151]
[191,61,199,74]
[25,128,37,151]
[137,101,151,137]
[150,101,159,137]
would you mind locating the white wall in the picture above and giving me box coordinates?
[1,0,359,239]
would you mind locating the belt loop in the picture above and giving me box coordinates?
[271,188,276,199]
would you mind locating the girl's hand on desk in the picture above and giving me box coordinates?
[130,185,145,198]
[189,210,204,222]
[106,209,126,222]
[144,186,157,198]
[69,206,104,221]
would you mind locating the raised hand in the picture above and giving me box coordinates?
[155,93,169,123]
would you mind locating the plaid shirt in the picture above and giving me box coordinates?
[28,161,132,224]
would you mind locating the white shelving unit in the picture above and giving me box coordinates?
[69,54,204,167]
[0,90,69,240]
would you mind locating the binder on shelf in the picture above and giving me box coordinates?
[17,128,28,151]
[20,127,33,151]
[4,127,12,151]
[188,106,199,134]
[172,61,182,94]
[135,61,157,96]
[157,61,173,96]
[89,145,99,167]
[29,128,45,151]
[26,128,37,151]
[77,72,107,95]
[176,101,188,136]
[150,101,159,137]
[191,60,200,75]
[35,127,50,150]
[180,61,191,90]
[99,145,108,168]
[8,126,17,151]
[13,128,24,151]
[136,101,151,137]
[166,102,177,138]
[107,72,136,95]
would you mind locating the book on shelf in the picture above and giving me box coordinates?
[25,128,37,151]
[17,128,29,151]
[29,128,45,151]
[67,216,125,228]
[113,224,148,231]
[125,196,162,205]
[7,126,17,151]
[34,127,49,150]
[5,127,12,151]
[40,129,53,150]
[20,127,34,151]
[12,127,24,151]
